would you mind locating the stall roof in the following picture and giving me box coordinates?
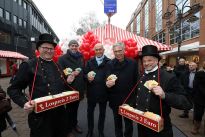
[0,50,28,59]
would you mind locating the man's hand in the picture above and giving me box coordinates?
[87,75,94,82]
[24,101,35,113]
[151,86,165,99]
[106,80,115,88]
[72,70,80,77]
[67,74,75,84]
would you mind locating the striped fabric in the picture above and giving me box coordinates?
[92,24,172,51]
[0,50,28,59]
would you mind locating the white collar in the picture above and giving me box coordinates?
[145,65,158,74]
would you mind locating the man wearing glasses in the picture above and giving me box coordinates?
[7,33,69,137]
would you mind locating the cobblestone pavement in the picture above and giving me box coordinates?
[1,77,204,137]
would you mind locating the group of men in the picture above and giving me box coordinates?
[7,33,192,137]
[173,57,205,135]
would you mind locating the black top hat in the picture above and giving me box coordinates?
[36,33,57,49]
[139,45,161,60]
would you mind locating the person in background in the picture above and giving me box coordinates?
[7,33,69,137]
[191,60,205,135]
[135,45,192,137]
[85,43,110,137]
[179,62,197,118]
[173,57,188,80]
[0,85,7,137]
[105,42,138,137]
[58,39,86,137]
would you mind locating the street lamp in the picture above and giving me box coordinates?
[163,0,202,61]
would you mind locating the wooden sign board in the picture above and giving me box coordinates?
[34,91,79,113]
[119,105,164,132]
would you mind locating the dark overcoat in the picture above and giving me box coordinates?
[58,50,86,99]
[85,56,110,103]
[193,70,205,106]
[105,58,138,108]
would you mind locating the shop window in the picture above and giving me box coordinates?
[18,0,22,6]
[18,18,22,26]
[23,1,27,10]
[5,11,10,21]
[0,31,11,44]
[13,15,17,24]
[0,8,3,18]
[23,21,27,28]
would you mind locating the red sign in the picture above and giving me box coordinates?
[119,106,164,132]
[34,91,79,113]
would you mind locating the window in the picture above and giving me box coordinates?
[5,11,10,21]
[0,8,3,18]
[169,12,200,44]
[13,15,17,24]
[23,21,27,28]
[136,14,140,35]
[155,0,162,32]
[18,18,22,26]
[0,31,11,44]
[153,32,166,44]
[176,0,190,14]
[18,0,22,6]
[144,1,149,38]
[23,1,27,9]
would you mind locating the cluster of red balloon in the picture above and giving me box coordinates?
[122,39,138,58]
[79,31,100,61]
[35,45,63,62]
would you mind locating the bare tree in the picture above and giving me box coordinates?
[73,12,106,36]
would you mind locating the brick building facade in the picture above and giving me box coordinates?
[126,0,205,67]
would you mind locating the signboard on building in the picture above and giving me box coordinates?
[104,0,117,14]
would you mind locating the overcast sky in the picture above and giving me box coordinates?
[32,0,140,40]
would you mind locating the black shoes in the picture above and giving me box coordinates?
[179,113,189,118]
[86,131,93,137]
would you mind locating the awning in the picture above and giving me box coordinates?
[0,50,28,59]
[92,24,172,51]
[160,42,205,55]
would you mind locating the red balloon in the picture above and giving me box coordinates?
[82,51,90,60]
[35,50,40,57]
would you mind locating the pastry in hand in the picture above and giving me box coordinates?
[144,80,158,90]
[75,68,82,72]
[107,74,117,81]
[87,71,96,78]
[63,68,73,76]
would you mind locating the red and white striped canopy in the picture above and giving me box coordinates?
[92,24,171,51]
[0,50,28,59]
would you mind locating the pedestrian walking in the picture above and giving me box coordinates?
[179,62,197,118]
[191,60,205,135]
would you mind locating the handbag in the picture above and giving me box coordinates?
[0,98,12,115]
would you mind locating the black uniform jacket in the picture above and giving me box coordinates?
[7,58,69,130]
[135,69,192,136]
[106,58,138,108]
[7,58,69,107]
[85,56,110,103]
[193,70,205,106]
[58,50,86,99]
